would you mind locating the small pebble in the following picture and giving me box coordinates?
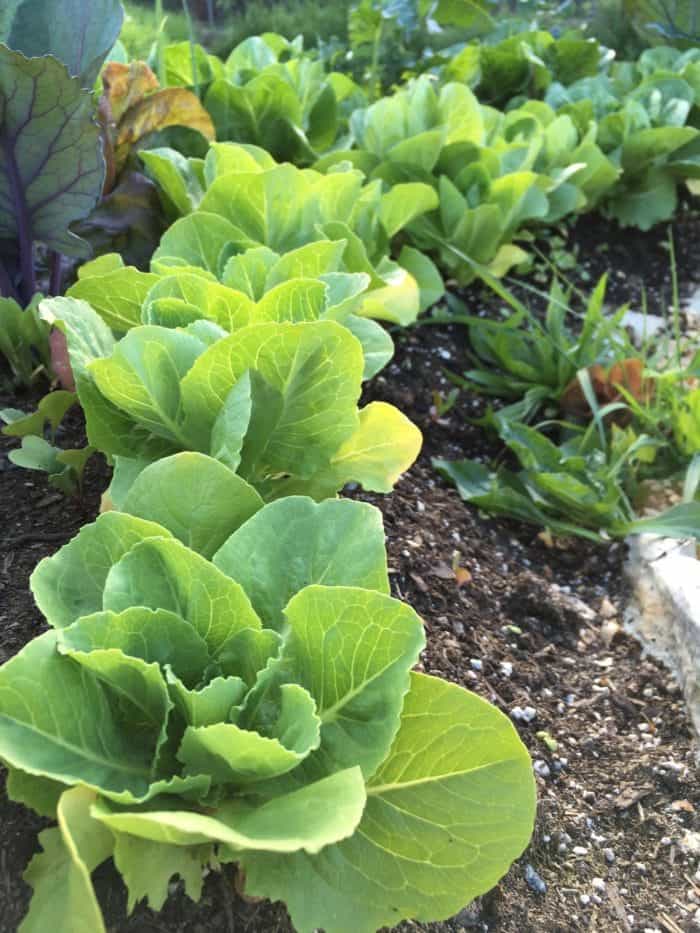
[524,864,547,894]
[533,760,551,779]
[592,878,606,893]
[573,846,588,856]
[470,658,483,671]
[510,705,537,723]
[580,894,591,906]
[599,596,617,619]
[500,661,513,677]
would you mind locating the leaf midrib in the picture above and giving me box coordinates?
[0,714,151,779]
[367,755,525,796]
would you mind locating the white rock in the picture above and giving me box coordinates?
[680,830,700,856]
[620,309,666,344]
[625,535,700,754]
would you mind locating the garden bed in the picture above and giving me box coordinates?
[2,211,700,932]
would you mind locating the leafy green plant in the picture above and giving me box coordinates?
[625,0,700,48]
[143,142,443,324]
[1,483,536,933]
[68,54,218,271]
[435,417,700,541]
[542,47,700,228]
[439,272,634,420]
[318,75,618,282]
[64,245,395,380]
[202,33,364,164]
[0,1,124,304]
[0,297,52,387]
[1,390,95,496]
[445,28,606,109]
[41,296,422,508]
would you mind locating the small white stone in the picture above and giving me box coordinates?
[573,846,588,856]
[470,658,483,671]
[580,894,591,906]
[500,661,513,677]
[533,760,551,779]
[592,877,606,893]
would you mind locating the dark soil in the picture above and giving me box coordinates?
[1,209,700,933]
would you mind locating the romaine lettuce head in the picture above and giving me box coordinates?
[146,143,443,325]
[41,298,422,504]
[3,495,536,933]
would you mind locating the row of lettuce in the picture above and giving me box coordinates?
[137,29,700,268]
[4,17,699,313]
[0,5,536,933]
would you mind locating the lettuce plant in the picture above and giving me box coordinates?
[1,485,536,933]
[318,76,617,282]
[64,244,395,380]
[203,34,364,164]
[41,297,422,507]
[544,47,700,228]
[444,29,606,108]
[143,142,444,324]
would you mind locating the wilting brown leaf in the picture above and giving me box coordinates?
[74,171,166,269]
[561,358,653,425]
[103,61,159,125]
[115,88,215,171]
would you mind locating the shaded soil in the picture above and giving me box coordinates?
[1,209,700,933]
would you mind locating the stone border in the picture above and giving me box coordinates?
[624,534,700,752]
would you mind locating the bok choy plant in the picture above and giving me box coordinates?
[1,472,536,933]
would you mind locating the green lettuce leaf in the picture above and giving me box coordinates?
[240,671,536,933]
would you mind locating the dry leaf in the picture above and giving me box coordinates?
[103,61,159,124]
[561,358,653,425]
[115,88,215,171]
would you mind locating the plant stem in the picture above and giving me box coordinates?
[181,0,200,98]
[155,0,166,86]
[48,251,63,296]
[2,138,36,303]
[369,17,383,102]
[0,256,18,301]
[668,227,682,371]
